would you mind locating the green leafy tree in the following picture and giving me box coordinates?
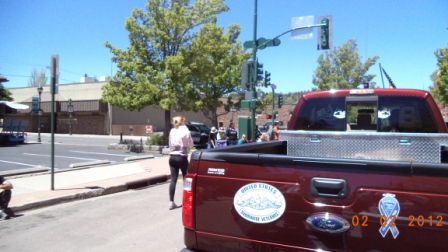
[102,0,229,137]
[312,39,379,90]
[259,92,273,113]
[179,22,250,126]
[285,95,295,105]
[0,83,13,101]
[28,68,47,87]
[429,46,448,105]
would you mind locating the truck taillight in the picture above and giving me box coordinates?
[182,175,196,229]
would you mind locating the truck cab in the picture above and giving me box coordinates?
[289,88,447,133]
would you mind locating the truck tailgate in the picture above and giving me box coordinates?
[191,151,448,251]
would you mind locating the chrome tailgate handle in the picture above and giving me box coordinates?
[310,177,347,199]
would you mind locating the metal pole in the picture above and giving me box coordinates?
[50,57,56,190]
[271,86,275,124]
[379,63,385,88]
[251,0,258,141]
[37,87,42,142]
[68,99,72,135]
[69,113,72,135]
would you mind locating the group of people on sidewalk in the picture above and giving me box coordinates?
[208,121,280,148]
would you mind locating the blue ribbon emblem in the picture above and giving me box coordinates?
[378,193,400,239]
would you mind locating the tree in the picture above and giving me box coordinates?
[312,39,379,90]
[28,68,47,87]
[259,92,273,113]
[102,0,229,137]
[429,46,448,105]
[180,21,250,126]
[0,83,13,101]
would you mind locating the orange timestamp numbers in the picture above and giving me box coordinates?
[351,215,443,227]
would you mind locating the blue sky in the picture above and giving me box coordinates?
[1,0,447,94]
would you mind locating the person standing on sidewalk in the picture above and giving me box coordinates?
[0,176,14,220]
[226,122,238,145]
[209,127,217,148]
[168,116,194,210]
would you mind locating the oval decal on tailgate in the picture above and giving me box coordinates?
[306,213,350,233]
[234,183,286,224]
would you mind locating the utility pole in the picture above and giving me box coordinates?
[244,2,331,140]
[250,0,258,141]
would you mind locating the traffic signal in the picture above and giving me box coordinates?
[278,94,283,108]
[318,16,332,50]
[266,114,272,119]
[256,61,263,82]
[264,71,271,87]
[241,61,252,90]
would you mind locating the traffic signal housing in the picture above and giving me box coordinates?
[278,94,283,108]
[256,61,263,82]
[241,61,252,90]
[264,71,271,87]
[318,16,332,50]
[266,114,272,119]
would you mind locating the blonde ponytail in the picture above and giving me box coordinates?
[172,116,186,129]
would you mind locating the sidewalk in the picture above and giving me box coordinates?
[7,155,173,213]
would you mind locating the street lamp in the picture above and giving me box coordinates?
[67,98,74,135]
[37,86,43,142]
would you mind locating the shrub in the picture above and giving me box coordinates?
[146,133,168,146]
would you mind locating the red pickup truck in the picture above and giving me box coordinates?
[182,88,448,252]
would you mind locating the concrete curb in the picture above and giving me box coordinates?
[10,184,128,212]
[124,155,154,161]
[69,160,111,168]
[10,174,170,212]
[0,167,49,177]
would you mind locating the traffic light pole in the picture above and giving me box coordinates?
[249,1,329,140]
[250,0,258,141]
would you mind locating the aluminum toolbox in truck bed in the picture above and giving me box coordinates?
[280,131,448,163]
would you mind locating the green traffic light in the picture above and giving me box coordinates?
[264,71,271,87]
[320,18,330,50]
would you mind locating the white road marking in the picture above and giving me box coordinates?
[23,153,100,161]
[69,150,132,157]
[0,160,36,167]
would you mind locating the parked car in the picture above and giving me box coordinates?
[186,122,210,148]
[258,120,285,132]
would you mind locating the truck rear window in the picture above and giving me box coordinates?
[295,97,347,131]
[293,96,438,133]
[377,96,438,133]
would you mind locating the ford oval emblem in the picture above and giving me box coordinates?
[306,213,350,233]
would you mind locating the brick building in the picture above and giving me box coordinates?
[7,80,213,136]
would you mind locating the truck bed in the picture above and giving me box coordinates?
[184,138,448,251]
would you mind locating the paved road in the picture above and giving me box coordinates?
[0,134,160,172]
[0,182,188,251]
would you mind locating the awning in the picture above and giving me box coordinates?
[0,101,29,110]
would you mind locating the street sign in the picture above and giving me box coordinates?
[32,96,39,113]
[230,107,236,112]
[146,125,153,134]
[243,38,281,50]
[241,100,256,110]
[243,41,254,49]
[291,16,314,40]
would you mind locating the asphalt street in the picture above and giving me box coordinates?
[0,133,160,172]
[0,182,188,251]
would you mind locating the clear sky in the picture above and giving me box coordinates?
[1,0,447,94]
